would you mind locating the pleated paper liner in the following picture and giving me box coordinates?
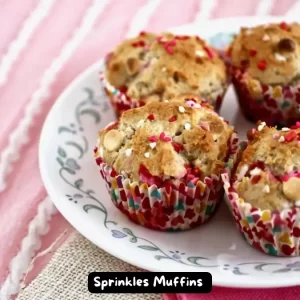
[231,67,300,127]
[95,132,239,231]
[221,140,300,257]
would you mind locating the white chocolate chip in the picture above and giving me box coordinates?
[144,152,150,158]
[136,119,145,128]
[281,127,290,131]
[103,130,123,151]
[278,136,285,143]
[283,177,300,201]
[263,185,270,194]
[125,148,132,157]
[149,142,156,149]
[274,53,287,62]
[262,34,270,41]
[184,123,191,130]
[178,106,185,113]
[258,122,266,131]
[250,167,261,176]
[195,50,205,57]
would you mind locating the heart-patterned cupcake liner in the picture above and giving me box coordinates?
[221,141,300,257]
[95,133,239,231]
[231,67,300,127]
[99,72,228,118]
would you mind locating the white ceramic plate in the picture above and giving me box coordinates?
[40,16,300,288]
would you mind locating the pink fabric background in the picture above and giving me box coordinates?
[0,0,299,299]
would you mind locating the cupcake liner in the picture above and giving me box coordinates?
[95,132,239,231]
[231,67,300,127]
[99,72,228,117]
[221,141,300,257]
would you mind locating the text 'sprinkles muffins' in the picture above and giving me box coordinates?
[222,121,300,256]
[94,95,237,231]
[101,32,228,116]
[228,22,300,127]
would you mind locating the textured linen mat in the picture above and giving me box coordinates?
[16,232,162,300]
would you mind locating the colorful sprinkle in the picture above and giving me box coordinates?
[204,46,215,59]
[258,122,266,131]
[250,167,261,176]
[249,49,257,57]
[144,152,150,158]
[125,148,132,157]
[280,22,289,31]
[178,106,185,113]
[195,50,205,57]
[149,142,157,149]
[136,119,145,128]
[263,185,270,193]
[159,132,171,142]
[148,136,157,142]
[172,142,184,153]
[285,131,297,142]
[184,123,191,130]
[257,60,267,71]
[169,115,177,122]
[147,114,155,121]
[274,53,286,62]
[251,175,261,184]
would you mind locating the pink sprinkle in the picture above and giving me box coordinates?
[148,136,157,142]
[157,36,163,42]
[169,40,176,46]
[282,175,290,182]
[273,133,280,139]
[164,137,172,142]
[166,46,174,55]
[204,46,215,59]
[160,132,166,140]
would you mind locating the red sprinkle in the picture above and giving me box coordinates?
[119,86,128,93]
[249,49,257,57]
[285,131,297,142]
[251,175,261,184]
[139,31,146,36]
[148,136,157,142]
[192,168,201,177]
[169,115,177,122]
[147,114,155,121]
[93,147,98,153]
[175,35,190,40]
[160,132,166,140]
[204,46,215,59]
[171,142,184,153]
[280,22,289,31]
[257,60,267,71]
[110,169,117,177]
[132,40,145,47]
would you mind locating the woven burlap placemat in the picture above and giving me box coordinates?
[17,232,163,300]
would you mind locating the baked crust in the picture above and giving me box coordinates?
[96,95,233,182]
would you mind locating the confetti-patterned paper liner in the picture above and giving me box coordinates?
[231,67,300,127]
[96,133,239,231]
[221,141,300,257]
[99,72,228,117]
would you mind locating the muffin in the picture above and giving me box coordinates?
[228,22,300,127]
[94,94,236,231]
[222,121,300,256]
[100,32,228,117]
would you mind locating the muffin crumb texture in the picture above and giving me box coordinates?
[105,32,227,104]
[235,122,300,210]
[96,95,233,185]
[230,22,300,86]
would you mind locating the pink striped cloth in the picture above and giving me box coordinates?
[0,0,299,299]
